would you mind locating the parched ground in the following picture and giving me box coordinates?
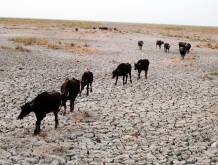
[0,20,218,164]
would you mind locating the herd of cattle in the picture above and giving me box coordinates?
[17,40,191,135]
[138,40,191,59]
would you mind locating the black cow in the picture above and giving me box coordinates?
[112,63,132,85]
[134,59,150,79]
[164,43,170,53]
[179,42,187,48]
[61,78,80,114]
[156,40,164,49]
[179,47,187,59]
[80,71,93,96]
[179,42,191,53]
[17,91,61,135]
[138,41,144,50]
[185,43,191,53]
[99,27,109,30]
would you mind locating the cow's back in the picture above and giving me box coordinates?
[33,91,61,113]
[68,79,80,97]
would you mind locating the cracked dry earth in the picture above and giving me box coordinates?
[0,25,218,165]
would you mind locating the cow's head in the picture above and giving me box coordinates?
[112,70,117,79]
[17,102,32,120]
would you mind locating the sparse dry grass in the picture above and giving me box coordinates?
[196,42,218,49]
[15,45,31,52]
[9,37,49,46]
[0,45,13,50]
[9,37,98,54]
[64,42,98,54]
[0,18,101,29]
[0,45,31,52]
[168,55,196,64]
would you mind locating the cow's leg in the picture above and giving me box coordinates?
[145,71,148,79]
[126,75,128,84]
[115,76,118,85]
[79,89,82,96]
[87,84,89,96]
[123,75,125,85]
[34,116,43,135]
[129,72,132,83]
[70,98,75,112]
[138,70,141,79]
[54,110,59,129]
[63,101,67,115]
[90,83,93,93]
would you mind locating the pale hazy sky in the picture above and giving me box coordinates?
[0,0,218,26]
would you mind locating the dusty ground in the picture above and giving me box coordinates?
[0,19,218,164]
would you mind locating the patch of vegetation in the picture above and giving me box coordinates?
[15,45,31,52]
[196,42,218,49]
[9,37,98,54]
[9,37,49,46]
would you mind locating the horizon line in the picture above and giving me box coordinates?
[0,16,217,28]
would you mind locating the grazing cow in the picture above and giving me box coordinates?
[179,42,191,53]
[156,40,164,49]
[61,78,80,114]
[138,41,144,50]
[164,43,170,53]
[75,28,79,32]
[179,47,187,59]
[17,91,61,135]
[112,63,132,85]
[134,59,150,79]
[99,27,109,30]
[179,42,187,48]
[185,43,191,53]
[80,71,93,96]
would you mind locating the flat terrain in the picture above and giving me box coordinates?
[0,18,218,164]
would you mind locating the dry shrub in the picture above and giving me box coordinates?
[0,45,13,50]
[9,37,98,54]
[15,45,31,52]
[64,42,98,54]
[169,55,196,64]
[10,37,49,46]
[197,42,218,49]
[0,45,30,52]
[47,43,60,49]
[10,37,61,50]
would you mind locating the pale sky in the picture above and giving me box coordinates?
[0,0,218,26]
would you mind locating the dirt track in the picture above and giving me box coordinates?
[0,22,218,164]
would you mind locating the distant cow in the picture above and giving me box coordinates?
[134,59,150,79]
[112,63,132,85]
[138,41,144,50]
[164,43,170,53]
[75,28,79,32]
[156,40,164,49]
[80,71,93,96]
[179,42,187,48]
[185,43,191,53]
[179,42,191,53]
[179,47,187,59]
[17,91,61,135]
[61,78,80,114]
[99,27,109,30]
